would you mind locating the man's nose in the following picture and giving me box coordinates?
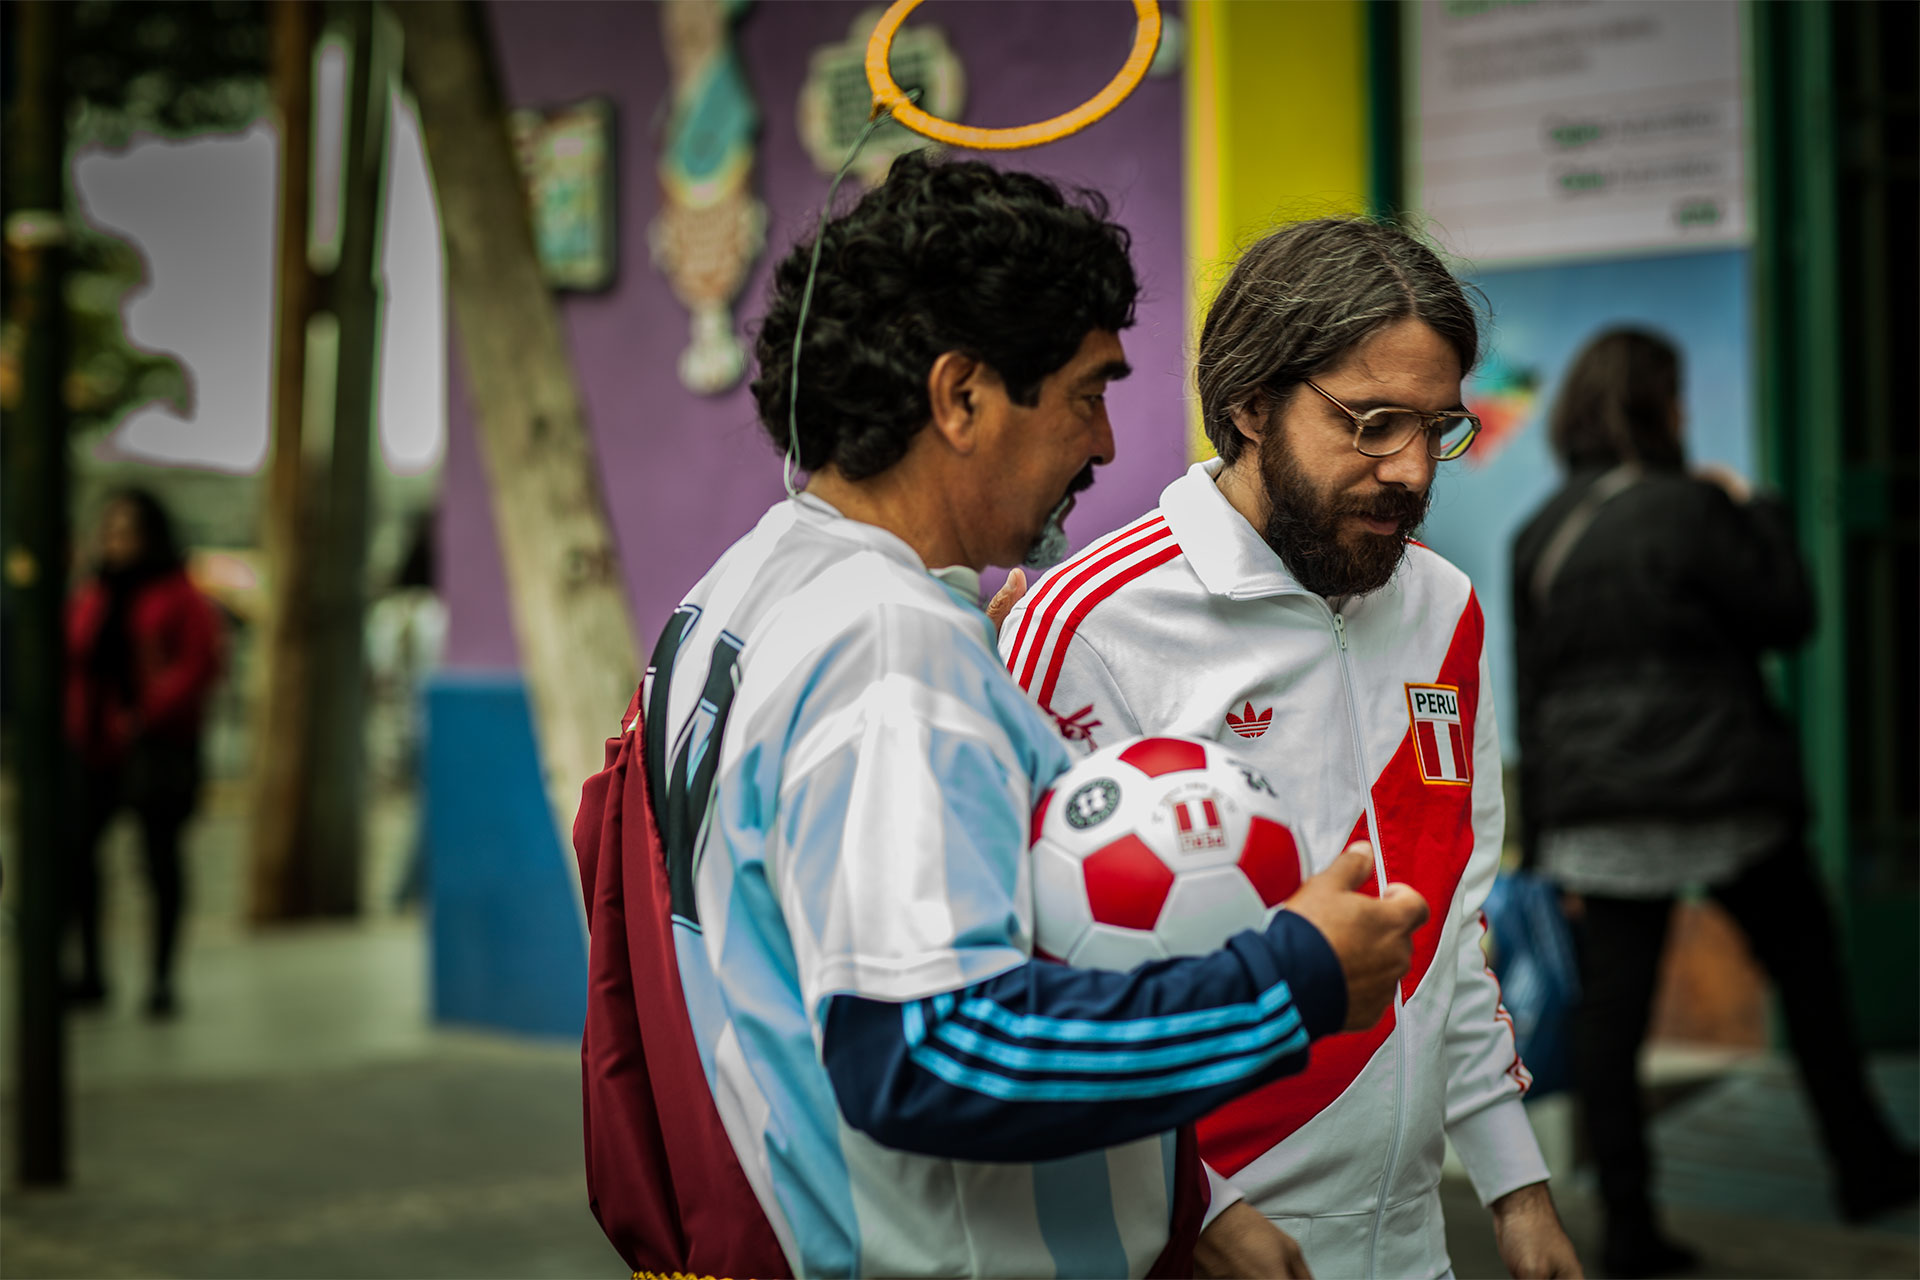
[1091,411,1117,467]
[1374,441,1434,491]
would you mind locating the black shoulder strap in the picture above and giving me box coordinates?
[1530,465,1641,609]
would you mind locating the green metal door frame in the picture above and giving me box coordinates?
[1753,0,1919,1047]
[1751,0,1851,903]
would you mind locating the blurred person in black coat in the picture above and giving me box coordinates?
[1512,328,1916,1277]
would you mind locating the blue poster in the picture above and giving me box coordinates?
[1419,248,1755,759]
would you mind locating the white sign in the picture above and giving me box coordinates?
[1411,0,1747,266]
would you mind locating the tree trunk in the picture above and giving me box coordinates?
[4,0,72,1187]
[394,1,639,839]
[300,0,395,915]
[249,0,320,922]
[252,0,392,919]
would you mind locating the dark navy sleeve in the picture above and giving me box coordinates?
[821,909,1346,1163]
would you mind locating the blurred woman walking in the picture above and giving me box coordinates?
[65,487,222,1017]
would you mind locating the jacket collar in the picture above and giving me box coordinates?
[1159,458,1309,601]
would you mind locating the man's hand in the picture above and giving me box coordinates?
[1283,844,1428,1031]
[985,568,1028,636]
[1490,1182,1583,1279]
[1194,1201,1311,1279]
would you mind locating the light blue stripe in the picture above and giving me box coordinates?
[932,727,1026,950]
[932,1003,1302,1074]
[1160,1129,1179,1216]
[902,999,926,1048]
[957,980,1295,1044]
[778,748,857,948]
[908,1026,1310,1101]
[715,851,861,1276]
[932,990,956,1020]
[672,922,725,1088]
[1033,1149,1130,1279]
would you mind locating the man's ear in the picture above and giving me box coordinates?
[927,351,987,455]
[1229,389,1271,450]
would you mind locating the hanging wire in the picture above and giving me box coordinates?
[784,92,920,498]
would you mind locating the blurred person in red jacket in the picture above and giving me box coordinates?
[65,487,222,1017]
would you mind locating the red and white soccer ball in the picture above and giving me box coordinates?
[1029,736,1309,971]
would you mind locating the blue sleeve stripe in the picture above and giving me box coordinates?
[907,1026,1310,1101]
[956,979,1295,1044]
[902,998,927,1048]
[930,1004,1303,1075]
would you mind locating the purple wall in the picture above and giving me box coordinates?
[441,0,1187,669]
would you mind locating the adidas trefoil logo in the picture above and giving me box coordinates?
[1225,700,1273,740]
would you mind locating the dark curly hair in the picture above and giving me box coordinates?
[751,152,1139,480]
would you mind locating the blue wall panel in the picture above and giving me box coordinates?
[424,671,587,1039]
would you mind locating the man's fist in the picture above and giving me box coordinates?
[1283,844,1427,1031]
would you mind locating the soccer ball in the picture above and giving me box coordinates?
[1029,736,1308,971]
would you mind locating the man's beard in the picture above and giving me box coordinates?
[1260,431,1430,598]
[1022,463,1096,570]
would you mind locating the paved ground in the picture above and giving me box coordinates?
[3,1033,618,1279]
[3,777,1915,1278]
[2,777,621,1279]
[1443,1056,1919,1279]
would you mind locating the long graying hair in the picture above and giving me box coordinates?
[1196,219,1480,463]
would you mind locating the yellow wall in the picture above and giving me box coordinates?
[1185,0,1372,459]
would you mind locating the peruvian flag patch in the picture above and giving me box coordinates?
[1405,683,1471,785]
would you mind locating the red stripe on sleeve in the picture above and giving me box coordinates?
[1014,520,1172,692]
[1004,514,1166,679]
[1034,542,1183,707]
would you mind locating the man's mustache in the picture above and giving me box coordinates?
[1338,486,1429,531]
[1065,464,1096,500]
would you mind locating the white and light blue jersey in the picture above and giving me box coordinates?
[651,495,1183,1277]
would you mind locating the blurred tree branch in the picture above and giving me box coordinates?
[0,0,268,454]
[65,0,269,148]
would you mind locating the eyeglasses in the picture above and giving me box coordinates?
[1302,380,1481,462]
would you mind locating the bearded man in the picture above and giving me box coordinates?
[1001,219,1582,1280]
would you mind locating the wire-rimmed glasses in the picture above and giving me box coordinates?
[1302,380,1481,461]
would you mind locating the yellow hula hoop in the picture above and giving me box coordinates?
[865,0,1162,151]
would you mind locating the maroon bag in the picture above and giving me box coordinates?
[572,690,790,1277]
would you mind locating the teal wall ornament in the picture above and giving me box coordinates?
[650,0,766,394]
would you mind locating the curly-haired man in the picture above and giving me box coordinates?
[576,155,1428,1278]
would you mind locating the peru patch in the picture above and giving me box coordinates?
[1405,683,1470,785]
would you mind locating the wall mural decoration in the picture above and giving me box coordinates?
[799,7,964,187]
[510,98,618,291]
[650,0,766,394]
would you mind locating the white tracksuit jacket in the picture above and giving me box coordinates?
[1000,460,1548,1280]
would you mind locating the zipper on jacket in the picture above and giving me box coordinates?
[1329,608,1408,1279]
